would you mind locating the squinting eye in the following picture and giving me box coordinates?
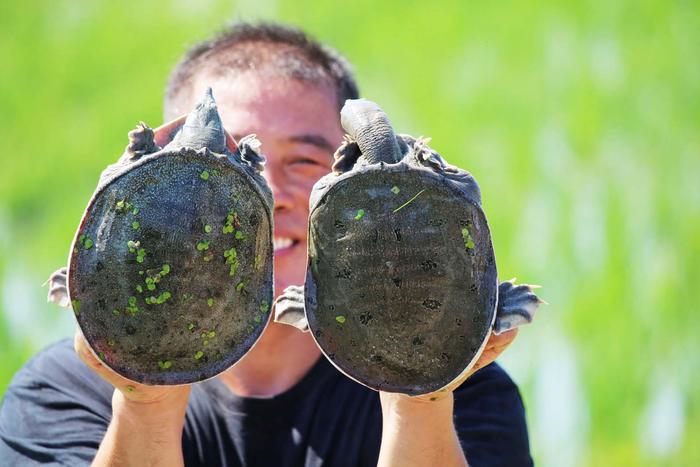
[291,157,321,166]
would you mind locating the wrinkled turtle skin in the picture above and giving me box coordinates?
[49,89,274,385]
[276,99,542,395]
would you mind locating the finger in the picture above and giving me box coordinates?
[152,115,187,147]
[73,328,144,392]
[484,328,518,349]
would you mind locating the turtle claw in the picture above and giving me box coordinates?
[45,267,71,308]
[273,285,309,332]
[125,122,159,159]
[493,279,544,334]
[238,134,265,173]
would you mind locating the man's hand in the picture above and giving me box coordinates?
[73,327,191,405]
[376,329,519,466]
[411,328,519,403]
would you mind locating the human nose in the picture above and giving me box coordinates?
[263,165,294,212]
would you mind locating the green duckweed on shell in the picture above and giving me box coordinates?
[461,227,475,249]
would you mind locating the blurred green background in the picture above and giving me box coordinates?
[1,1,698,465]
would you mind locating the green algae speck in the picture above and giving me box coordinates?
[253,315,262,323]
[224,248,239,276]
[200,170,209,180]
[259,301,269,313]
[204,225,212,233]
[155,291,171,304]
[196,240,210,251]
[254,254,263,270]
[132,221,140,230]
[235,281,247,293]
[83,238,94,249]
[116,200,132,213]
[136,285,143,293]
[188,323,195,331]
[132,207,139,215]
[194,351,204,360]
[391,186,400,194]
[161,264,170,275]
[207,331,216,338]
[71,300,81,315]
[203,251,214,262]
[354,209,365,220]
[335,315,346,324]
[460,227,475,249]
[235,231,246,240]
[112,309,120,316]
[207,298,214,307]
[158,360,172,370]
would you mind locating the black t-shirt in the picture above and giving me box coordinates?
[0,339,532,466]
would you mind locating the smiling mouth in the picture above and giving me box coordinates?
[273,237,299,252]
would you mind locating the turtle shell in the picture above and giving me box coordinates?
[68,102,273,385]
[304,99,497,395]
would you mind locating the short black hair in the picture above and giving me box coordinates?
[164,21,359,120]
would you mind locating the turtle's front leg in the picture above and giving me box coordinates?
[272,285,309,332]
[493,278,545,334]
[45,266,70,308]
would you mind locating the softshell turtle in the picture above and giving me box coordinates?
[274,99,543,395]
[46,89,274,385]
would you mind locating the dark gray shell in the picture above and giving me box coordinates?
[304,99,497,395]
[68,90,274,385]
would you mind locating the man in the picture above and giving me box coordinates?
[0,22,532,466]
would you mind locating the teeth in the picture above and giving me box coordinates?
[273,237,294,251]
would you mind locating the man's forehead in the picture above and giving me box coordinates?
[180,72,344,144]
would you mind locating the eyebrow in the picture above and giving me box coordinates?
[231,133,337,153]
[287,134,336,152]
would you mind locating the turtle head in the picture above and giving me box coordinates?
[340,99,402,165]
[166,87,227,154]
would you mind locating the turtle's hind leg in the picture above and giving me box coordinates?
[493,278,545,334]
[272,285,309,332]
[45,266,70,308]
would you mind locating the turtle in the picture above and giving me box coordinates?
[46,88,274,385]
[273,98,543,396]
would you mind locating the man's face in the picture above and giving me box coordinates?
[180,72,345,296]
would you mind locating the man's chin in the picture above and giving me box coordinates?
[272,244,307,296]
